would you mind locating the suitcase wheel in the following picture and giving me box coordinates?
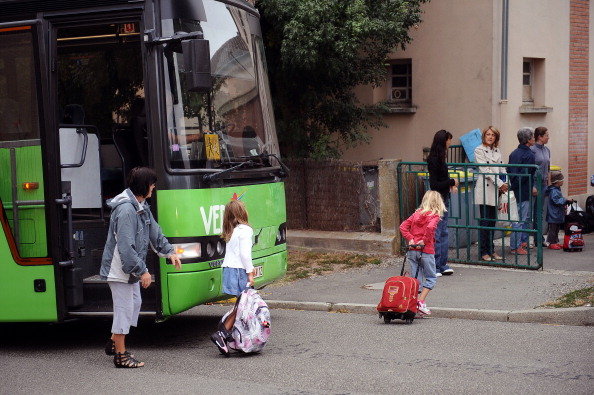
[384,316,391,324]
[405,317,414,325]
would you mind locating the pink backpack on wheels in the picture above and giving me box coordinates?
[221,288,271,353]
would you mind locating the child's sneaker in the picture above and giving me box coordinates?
[218,321,233,342]
[210,331,230,357]
[417,300,431,315]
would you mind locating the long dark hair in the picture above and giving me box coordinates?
[427,129,453,165]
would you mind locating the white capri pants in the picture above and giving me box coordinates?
[108,281,142,335]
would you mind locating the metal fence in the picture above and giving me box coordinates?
[397,162,543,269]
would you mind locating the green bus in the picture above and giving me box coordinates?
[0,0,287,322]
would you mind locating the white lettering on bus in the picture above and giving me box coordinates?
[200,205,225,234]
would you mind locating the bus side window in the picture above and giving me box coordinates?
[0,98,22,140]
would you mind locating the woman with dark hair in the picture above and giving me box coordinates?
[426,130,458,276]
[100,167,181,368]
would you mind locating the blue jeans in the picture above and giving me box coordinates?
[511,199,533,249]
[434,196,451,273]
[407,250,437,290]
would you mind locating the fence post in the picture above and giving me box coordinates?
[378,159,401,254]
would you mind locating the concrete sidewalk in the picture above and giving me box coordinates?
[263,231,594,326]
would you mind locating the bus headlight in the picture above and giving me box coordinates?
[206,242,215,257]
[173,243,202,260]
[216,240,225,255]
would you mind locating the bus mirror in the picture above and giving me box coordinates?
[182,39,212,92]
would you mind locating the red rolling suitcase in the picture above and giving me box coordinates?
[377,247,421,324]
[563,222,584,252]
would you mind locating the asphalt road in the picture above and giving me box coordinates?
[1,305,593,394]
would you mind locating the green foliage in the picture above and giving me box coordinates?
[543,287,594,308]
[256,0,428,158]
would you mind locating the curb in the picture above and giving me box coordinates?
[266,300,594,326]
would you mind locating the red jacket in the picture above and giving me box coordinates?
[399,210,441,254]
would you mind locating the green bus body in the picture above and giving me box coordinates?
[0,145,57,322]
[158,183,287,316]
[0,0,287,323]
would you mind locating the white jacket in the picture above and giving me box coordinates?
[474,144,507,206]
[221,224,254,273]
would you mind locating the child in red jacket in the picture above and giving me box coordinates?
[399,190,446,315]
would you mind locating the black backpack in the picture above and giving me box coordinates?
[565,203,592,234]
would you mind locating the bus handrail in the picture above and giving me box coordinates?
[59,125,96,168]
[15,200,45,207]
[55,195,74,268]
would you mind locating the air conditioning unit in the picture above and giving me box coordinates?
[391,88,408,101]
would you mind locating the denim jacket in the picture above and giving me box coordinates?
[100,189,174,283]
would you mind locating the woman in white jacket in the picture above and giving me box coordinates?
[474,126,508,261]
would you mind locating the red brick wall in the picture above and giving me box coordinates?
[568,0,590,195]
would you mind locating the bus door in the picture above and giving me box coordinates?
[50,14,154,315]
[0,22,58,322]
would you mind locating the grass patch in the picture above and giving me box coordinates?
[277,250,388,285]
[541,287,594,308]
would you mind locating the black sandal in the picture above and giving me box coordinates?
[105,339,115,356]
[114,351,144,368]
[106,339,134,358]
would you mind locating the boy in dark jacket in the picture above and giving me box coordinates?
[545,171,573,250]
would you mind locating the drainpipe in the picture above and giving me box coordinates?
[500,0,509,100]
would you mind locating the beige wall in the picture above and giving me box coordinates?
[343,0,593,201]
[345,0,495,163]
[501,0,569,178]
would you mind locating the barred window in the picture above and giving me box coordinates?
[388,60,412,105]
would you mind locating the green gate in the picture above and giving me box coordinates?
[397,161,543,269]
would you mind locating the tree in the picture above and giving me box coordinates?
[256,0,429,159]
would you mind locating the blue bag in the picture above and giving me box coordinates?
[459,128,482,162]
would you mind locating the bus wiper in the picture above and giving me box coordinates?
[237,151,290,178]
[203,160,255,183]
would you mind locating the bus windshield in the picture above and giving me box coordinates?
[162,0,278,170]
